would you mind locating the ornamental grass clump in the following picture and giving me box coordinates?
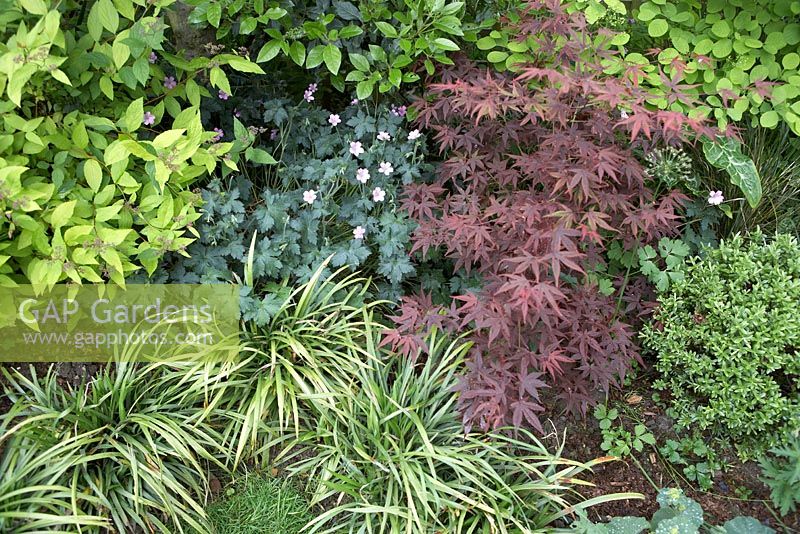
[0,361,231,533]
[276,328,636,534]
[224,259,383,466]
[642,232,800,455]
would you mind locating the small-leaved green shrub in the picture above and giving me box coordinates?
[570,487,775,533]
[759,434,800,517]
[185,0,493,97]
[642,233,800,455]
[160,99,425,316]
[277,327,637,534]
[0,0,265,288]
[206,474,311,534]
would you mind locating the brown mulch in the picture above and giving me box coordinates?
[543,392,800,533]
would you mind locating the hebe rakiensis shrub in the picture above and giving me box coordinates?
[160,98,428,324]
[383,0,714,432]
[642,233,800,454]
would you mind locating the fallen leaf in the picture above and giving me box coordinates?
[626,394,643,404]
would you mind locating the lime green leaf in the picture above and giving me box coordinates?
[99,76,113,100]
[96,0,119,34]
[245,147,278,165]
[306,45,324,69]
[72,121,89,150]
[783,52,800,70]
[84,160,103,193]
[487,51,508,63]
[153,129,186,148]
[289,41,306,66]
[123,98,144,132]
[257,40,282,63]
[209,67,231,94]
[388,68,401,87]
[349,52,370,71]
[50,200,76,229]
[712,39,733,58]
[433,38,459,51]
[49,67,71,86]
[103,141,129,166]
[648,19,669,37]
[374,21,397,37]
[206,3,222,27]
[226,57,265,74]
[476,36,496,50]
[356,79,374,100]
[87,2,103,41]
[760,110,780,128]
[19,0,47,15]
[711,21,730,38]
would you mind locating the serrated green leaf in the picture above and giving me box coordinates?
[207,3,222,27]
[356,79,374,99]
[349,52,370,71]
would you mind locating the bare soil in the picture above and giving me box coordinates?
[546,390,800,532]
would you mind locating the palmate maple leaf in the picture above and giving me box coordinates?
[497,274,566,322]
[401,183,445,222]
[379,329,426,359]
[511,398,546,433]
[619,111,653,141]
[398,1,706,434]
[538,349,573,380]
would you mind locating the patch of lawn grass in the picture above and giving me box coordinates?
[207,474,311,534]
